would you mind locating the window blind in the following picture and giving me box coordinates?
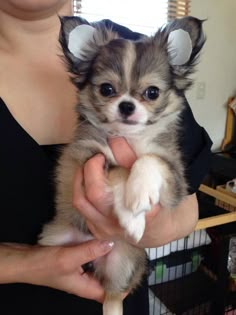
[73,0,190,35]
[168,0,190,21]
[73,0,81,15]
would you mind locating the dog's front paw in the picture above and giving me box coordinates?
[119,211,146,243]
[111,180,146,242]
[125,156,163,214]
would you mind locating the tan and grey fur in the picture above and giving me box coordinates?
[39,16,205,315]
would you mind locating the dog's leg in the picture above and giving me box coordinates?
[108,167,146,242]
[125,154,163,214]
[94,241,146,315]
[108,155,163,242]
[38,220,93,246]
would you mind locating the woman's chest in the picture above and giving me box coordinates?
[0,58,77,145]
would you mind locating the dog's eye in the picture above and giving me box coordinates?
[100,83,116,97]
[143,86,159,100]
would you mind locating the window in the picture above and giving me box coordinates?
[73,0,190,35]
[168,0,190,21]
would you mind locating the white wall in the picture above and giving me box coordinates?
[187,0,236,150]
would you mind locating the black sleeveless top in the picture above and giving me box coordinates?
[0,96,212,314]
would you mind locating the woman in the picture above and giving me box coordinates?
[0,0,212,314]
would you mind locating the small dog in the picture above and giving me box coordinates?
[39,16,205,315]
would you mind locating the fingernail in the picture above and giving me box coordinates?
[100,240,115,251]
[107,137,119,147]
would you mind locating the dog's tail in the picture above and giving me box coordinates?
[103,292,123,315]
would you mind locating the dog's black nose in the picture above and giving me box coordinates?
[119,101,135,117]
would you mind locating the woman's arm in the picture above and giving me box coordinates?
[0,240,114,302]
[139,193,198,247]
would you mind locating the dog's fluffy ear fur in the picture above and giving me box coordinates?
[155,16,205,90]
[59,16,118,86]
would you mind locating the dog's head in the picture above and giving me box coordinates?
[59,16,205,135]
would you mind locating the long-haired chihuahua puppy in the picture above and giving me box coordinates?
[39,16,205,315]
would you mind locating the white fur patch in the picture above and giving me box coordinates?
[68,24,95,59]
[168,29,192,65]
[39,225,94,246]
[123,42,136,90]
[112,179,146,242]
[103,296,122,315]
[126,155,163,214]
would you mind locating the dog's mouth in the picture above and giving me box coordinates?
[109,118,147,126]
[120,119,139,125]
[100,117,139,125]
[106,117,153,127]
[104,118,148,136]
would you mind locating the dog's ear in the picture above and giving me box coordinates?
[155,16,205,90]
[59,16,95,62]
[59,16,118,86]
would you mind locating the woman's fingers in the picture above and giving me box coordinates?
[76,239,114,265]
[108,137,136,169]
[72,164,121,239]
[72,137,140,241]
[74,138,136,217]
[83,154,113,214]
[72,166,106,222]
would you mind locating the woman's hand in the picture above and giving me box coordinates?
[0,240,114,303]
[73,138,136,241]
[73,137,199,247]
[73,137,160,243]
